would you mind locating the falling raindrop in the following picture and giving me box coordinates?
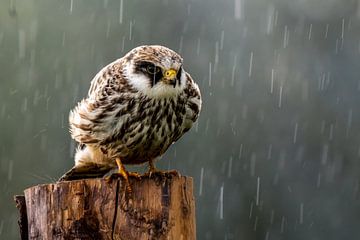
[239,144,243,159]
[256,177,260,206]
[129,21,133,40]
[329,124,334,140]
[265,231,270,240]
[341,18,345,40]
[234,0,242,20]
[208,62,212,87]
[231,55,237,86]
[335,38,339,54]
[214,41,219,72]
[119,0,123,24]
[321,120,326,134]
[220,30,225,50]
[270,69,274,94]
[18,30,26,59]
[248,51,253,77]
[106,20,111,38]
[253,216,258,231]
[121,36,125,52]
[278,85,283,108]
[267,144,272,160]
[219,183,224,220]
[346,108,352,137]
[103,0,108,8]
[317,173,321,188]
[249,201,254,219]
[70,0,73,13]
[267,4,275,35]
[308,23,312,40]
[228,157,233,178]
[21,98,28,113]
[293,123,298,144]
[283,25,289,48]
[196,38,201,56]
[280,216,286,233]
[270,210,275,224]
[199,167,204,196]
[324,24,329,39]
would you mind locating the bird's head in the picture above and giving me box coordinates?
[123,45,187,98]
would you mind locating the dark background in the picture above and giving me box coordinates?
[1,0,360,239]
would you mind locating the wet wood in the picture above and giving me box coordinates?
[14,195,28,240]
[20,176,195,240]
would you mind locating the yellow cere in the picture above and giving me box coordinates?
[164,69,177,79]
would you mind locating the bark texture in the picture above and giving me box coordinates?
[20,176,195,240]
[14,195,28,240]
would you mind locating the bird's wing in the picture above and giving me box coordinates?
[69,59,132,144]
[183,73,202,130]
[87,59,122,98]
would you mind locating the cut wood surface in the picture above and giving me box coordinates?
[20,175,195,240]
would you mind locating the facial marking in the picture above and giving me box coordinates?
[123,45,187,98]
[134,61,163,87]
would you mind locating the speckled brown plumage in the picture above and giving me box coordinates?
[60,45,201,181]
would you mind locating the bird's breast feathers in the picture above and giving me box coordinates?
[69,45,201,165]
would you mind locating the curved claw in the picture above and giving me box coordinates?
[104,158,139,194]
[143,160,180,178]
[128,171,142,179]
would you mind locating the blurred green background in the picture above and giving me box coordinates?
[1,0,360,239]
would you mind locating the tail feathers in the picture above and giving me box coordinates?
[58,163,112,182]
[58,144,113,182]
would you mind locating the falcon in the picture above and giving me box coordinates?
[59,45,202,188]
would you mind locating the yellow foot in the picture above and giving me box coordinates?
[143,160,180,178]
[128,171,142,179]
[104,158,140,193]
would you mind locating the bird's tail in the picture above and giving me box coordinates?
[58,163,112,182]
[58,144,113,182]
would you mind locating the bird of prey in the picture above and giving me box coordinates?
[59,45,202,189]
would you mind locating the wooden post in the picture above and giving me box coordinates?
[15,176,196,240]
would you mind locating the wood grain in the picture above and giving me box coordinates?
[21,176,195,240]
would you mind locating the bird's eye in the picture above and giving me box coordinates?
[146,65,159,74]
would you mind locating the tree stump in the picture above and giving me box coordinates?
[15,176,196,240]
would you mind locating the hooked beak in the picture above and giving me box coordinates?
[163,69,177,88]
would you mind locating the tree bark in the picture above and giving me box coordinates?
[14,195,28,240]
[18,176,195,240]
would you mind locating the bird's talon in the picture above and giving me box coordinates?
[104,175,112,183]
[128,172,142,179]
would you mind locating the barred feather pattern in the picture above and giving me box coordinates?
[69,48,201,168]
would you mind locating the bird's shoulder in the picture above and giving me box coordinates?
[182,72,202,123]
[183,73,201,101]
[87,58,136,99]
